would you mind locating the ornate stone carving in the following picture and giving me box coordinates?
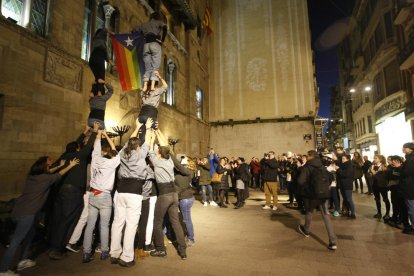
[44,50,82,92]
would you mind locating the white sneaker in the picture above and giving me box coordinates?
[17,259,36,271]
[262,205,271,210]
[0,271,19,276]
[272,206,278,211]
[203,202,208,207]
[210,201,218,207]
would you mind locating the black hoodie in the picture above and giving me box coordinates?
[297,157,330,199]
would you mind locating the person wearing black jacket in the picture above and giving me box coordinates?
[297,150,337,251]
[216,158,230,208]
[370,155,390,221]
[234,157,249,209]
[49,122,99,260]
[171,155,196,246]
[261,151,279,211]
[401,143,414,235]
[337,155,356,219]
[362,156,373,195]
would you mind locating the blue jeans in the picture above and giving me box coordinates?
[142,42,161,82]
[329,187,339,212]
[179,197,195,241]
[0,215,36,272]
[88,118,105,130]
[406,199,414,227]
[201,185,214,203]
[343,190,355,215]
[83,192,113,254]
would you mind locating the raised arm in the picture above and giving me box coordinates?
[48,159,66,174]
[155,128,169,147]
[130,118,144,138]
[144,118,153,143]
[92,130,103,158]
[80,121,99,158]
[154,71,168,89]
[101,82,114,100]
[102,130,116,151]
[58,158,80,175]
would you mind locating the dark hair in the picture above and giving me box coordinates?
[390,155,403,162]
[29,156,49,175]
[66,141,80,153]
[150,12,162,21]
[123,137,142,160]
[307,150,319,159]
[159,146,170,159]
[238,157,245,163]
[91,83,99,96]
[101,141,117,159]
[342,154,351,160]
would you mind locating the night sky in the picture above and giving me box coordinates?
[307,0,355,118]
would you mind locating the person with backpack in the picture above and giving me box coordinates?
[297,150,337,251]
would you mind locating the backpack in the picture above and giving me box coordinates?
[310,166,331,199]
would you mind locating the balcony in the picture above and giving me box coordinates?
[394,1,414,25]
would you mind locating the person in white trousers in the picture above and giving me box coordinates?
[110,119,153,267]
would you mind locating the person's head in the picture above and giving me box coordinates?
[268,151,275,159]
[387,156,392,165]
[301,155,307,163]
[403,142,414,155]
[209,148,215,155]
[390,155,403,167]
[123,137,143,160]
[306,150,319,161]
[66,141,81,153]
[373,154,386,166]
[158,146,170,159]
[341,154,351,163]
[237,157,245,164]
[29,156,49,175]
[101,140,117,159]
[219,157,227,166]
[336,147,344,154]
[353,152,361,159]
[363,155,369,161]
[150,11,162,21]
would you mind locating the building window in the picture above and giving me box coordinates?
[164,58,176,106]
[374,23,384,50]
[374,73,385,103]
[384,59,401,96]
[368,116,373,133]
[362,118,366,135]
[1,0,49,36]
[196,87,203,120]
[81,0,94,61]
[384,11,394,40]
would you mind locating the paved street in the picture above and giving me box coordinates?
[19,190,414,276]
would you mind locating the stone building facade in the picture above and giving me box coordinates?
[208,0,317,158]
[0,0,210,199]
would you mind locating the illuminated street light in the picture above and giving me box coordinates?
[364,86,372,92]
[349,88,356,93]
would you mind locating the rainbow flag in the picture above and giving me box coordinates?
[111,33,145,92]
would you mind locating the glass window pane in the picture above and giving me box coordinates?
[196,87,203,120]
[1,0,24,25]
[81,0,93,61]
[30,0,47,36]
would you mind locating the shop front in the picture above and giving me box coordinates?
[375,91,412,158]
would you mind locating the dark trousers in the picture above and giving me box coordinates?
[373,185,390,215]
[50,185,84,252]
[354,178,363,192]
[389,186,409,226]
[89,51,106,81]
[329,187,340,212]
[343,190,355,215]
[153,193,186,255]
[287,181,295,204]
[0,215,36,272]
[253,174,260,189]
[136,198,150,250]
[364,173,373,193]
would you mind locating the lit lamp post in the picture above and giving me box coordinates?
[112,125,131,146]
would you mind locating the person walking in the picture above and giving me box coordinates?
[297,150,337,251]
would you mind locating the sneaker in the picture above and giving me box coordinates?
[95,245,102,253]
[143,244,155,252]
[219,204,228,208]
[110,257,119,264]
[328,243,337,250]
[100,251,110,260]
[150,250,167,257]
[373,213,382,219]
[118,259,135,267]
[262,205,271,210]
[0,270,19,276]
[203,202,208,207]
[186,239,195,247]
[383,214,390,222]
[66,243,80,253]
[82,252,94,263]
[298,225,310,237]
[16,259,36,271]
[402,228,414,235]
[210,201,218,207]
[332,211,340,217]
[272,206,278,211]
[180,254,187,260]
